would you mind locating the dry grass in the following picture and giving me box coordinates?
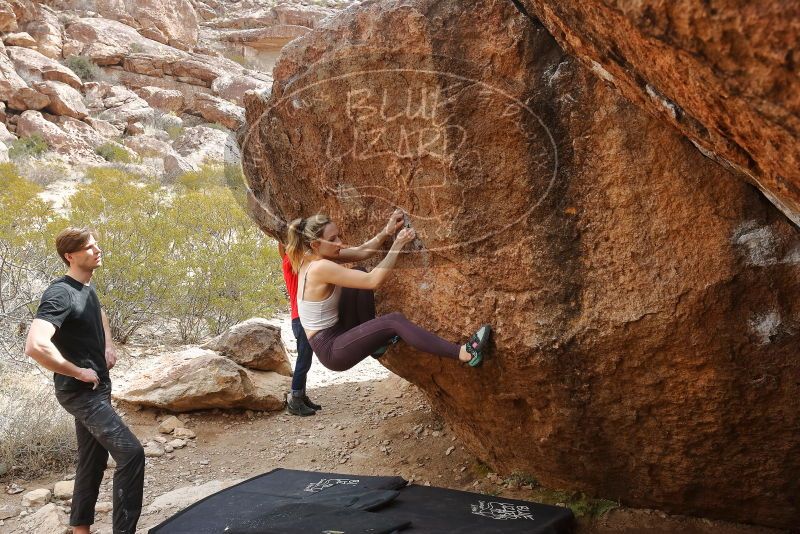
[0,370,76,480]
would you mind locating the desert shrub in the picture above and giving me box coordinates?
[0,164,64,363]
[0,373,77,479]
[15,159,72,187]
[67,167,283,343]
[8,135,48,160]
[95,142,133,163]
[165,185,283,341]
[177,162,226,190]
[165,125,185,140]
[68,167,174,343]
[64,55,100,82]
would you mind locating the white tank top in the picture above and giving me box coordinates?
[297,261,341,331]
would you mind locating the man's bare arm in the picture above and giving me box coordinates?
[25,319,99,387]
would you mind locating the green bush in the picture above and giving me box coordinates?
[67,167,283,343]
[96,142,133,163]
[8,135,48,160]
[64,55,99,82]
[166,125,185,140]
[0,163,65,362]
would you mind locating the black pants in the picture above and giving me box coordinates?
[55,384,145,534]
[290,317,313,392]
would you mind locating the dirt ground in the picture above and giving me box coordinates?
[0,318,788,533]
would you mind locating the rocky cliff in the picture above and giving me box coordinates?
[516,0,800,228]
[240,0,800,527]
[0,0,334,174]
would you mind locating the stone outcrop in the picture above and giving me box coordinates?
[211,74,271,106]
[192,92,244,130]
[33,80,87,119]
[114,347,289,412]
[202,318,292,375]
[22,5,62,59]
[55,0,199,49]
[172,124,231,169]
[240,0,800,528]
[7,46,82,89]
[517,0,800,228]
[97,85,153,127]
[135,85,185,112]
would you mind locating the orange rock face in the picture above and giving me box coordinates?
[240,0,800,528]
[517,0,800,227]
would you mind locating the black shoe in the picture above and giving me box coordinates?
[287,394,315,416]
[302,395,322,411]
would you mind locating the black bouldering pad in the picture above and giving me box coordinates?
[380,483,574,533]
[148,469,407,533]
[149,468,574,533]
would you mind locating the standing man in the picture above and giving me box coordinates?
[25,227,144,534]
[279,242,320,416]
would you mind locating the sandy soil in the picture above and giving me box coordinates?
[0,317,786,533]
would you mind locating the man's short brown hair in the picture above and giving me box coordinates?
[55,227,98,266]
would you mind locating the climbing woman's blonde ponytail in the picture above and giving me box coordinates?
[285,214,332,272]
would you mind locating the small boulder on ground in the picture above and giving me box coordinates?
[23,502,69,534]
[53,480,74,500]
[113,347,289,412]
[173,427,196,439]
[158,415,185,434]
[202,318,292,375]
[0,504,21,520]
[21,488,51,507]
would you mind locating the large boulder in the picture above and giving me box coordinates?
[0,1,18,32]
[6,85,48,110]
[517,0,800,228]
[17,110,101,163]
[192,92,244,130]
[239,0,800,528]
[6,46,82,89]
[128,0,199,49]
[57,0,199,49]
[202,318,292,375]
[64,18,244,87]
[63,17,184,66]
[211,74,271,106]
[33,80,88,119]
[0,47,27,100]
[135,85,184,112]
[172,124,230,168]
[22,5,62,59]
[97,85,154,127]
[113,347,289,412]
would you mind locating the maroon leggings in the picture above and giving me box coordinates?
[308,285,461,372]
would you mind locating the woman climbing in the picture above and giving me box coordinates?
[284,209,491,373]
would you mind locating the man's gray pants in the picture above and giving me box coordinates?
[56,384,145,534]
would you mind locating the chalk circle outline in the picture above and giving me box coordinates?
[237,63,559,253]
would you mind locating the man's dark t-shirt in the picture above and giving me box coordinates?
[35,275,109,391]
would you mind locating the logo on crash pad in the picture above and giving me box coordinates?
[304,478,360,493]
[470,500,536,521]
